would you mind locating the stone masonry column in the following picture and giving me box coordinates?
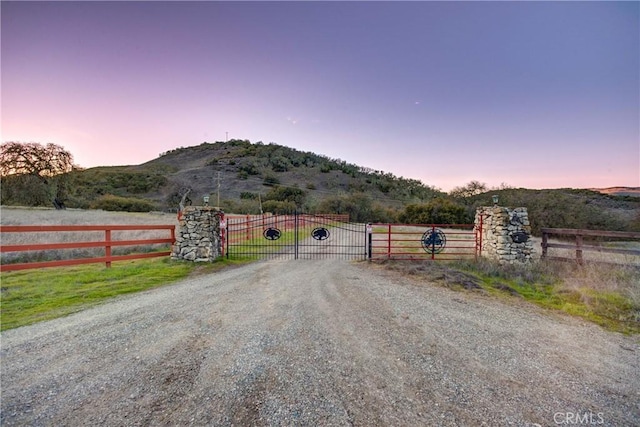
[475,206,534,264]
[171,206,224,262]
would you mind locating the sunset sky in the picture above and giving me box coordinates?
[2,1,638,191]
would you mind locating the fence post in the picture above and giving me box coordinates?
[476,215,484,261]
[105,228,112,268]
[541,231,548,259]
[431,225,436,260]
[387,224,391,259]
[367,223,372,261]
[226,220,230,259]
[576,233,584,265]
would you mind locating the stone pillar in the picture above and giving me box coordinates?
[475,206,534,264]
[171,206,224,262]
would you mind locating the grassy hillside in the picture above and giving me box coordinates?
[2,139,638,232]
[51,140,443,221]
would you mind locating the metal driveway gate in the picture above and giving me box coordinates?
[369,223,480,261]
[225,213,368,260]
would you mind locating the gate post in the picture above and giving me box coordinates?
[474,206,534,264]
[171,206,224,262]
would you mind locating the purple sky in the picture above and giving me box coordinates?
[2,1,638,191]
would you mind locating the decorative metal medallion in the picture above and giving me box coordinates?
[263,227,282,240]
[311,227,330,241]
[421,228,447,254]
[511,231,529,244]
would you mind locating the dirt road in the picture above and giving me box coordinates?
[1,260,638,426]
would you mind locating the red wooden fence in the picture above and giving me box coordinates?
[0,225,176,272]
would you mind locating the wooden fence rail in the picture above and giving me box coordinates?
[0,225,176,272]
[541,227,640,265]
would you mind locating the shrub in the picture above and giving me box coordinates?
[238,161,260,176]
[264,186,307,206]
[399,198,470,224]
[90,195,156,212]
[262,174,280,186]
[262,200,296,214]
[270,156,290,172]
[315,193,394,223]
[240,192,258,200]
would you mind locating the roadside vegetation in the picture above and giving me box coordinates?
[0,257,245,331]
[380,259,640,334]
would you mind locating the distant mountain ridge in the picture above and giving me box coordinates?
[590,187,640,198]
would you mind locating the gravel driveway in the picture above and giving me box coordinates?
[1,259,639,426]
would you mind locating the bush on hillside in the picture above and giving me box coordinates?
[90,195,156,212]
[264,186,307,207]
[399,198,470,224]
[262,200,297,214]
[315,193,397,223]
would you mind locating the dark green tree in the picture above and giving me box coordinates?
[264,186,307,207]
[399,198,470,224]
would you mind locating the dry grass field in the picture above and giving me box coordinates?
[0,207,179,264]
[0,206,179,227]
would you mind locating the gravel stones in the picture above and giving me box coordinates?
[1,260,638,426]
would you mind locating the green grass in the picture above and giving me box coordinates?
[454,259,640,334]
[0,257,244,331]
[380,259,640,334]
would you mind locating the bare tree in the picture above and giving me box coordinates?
[0,142,78,208]
[449,180,488,200]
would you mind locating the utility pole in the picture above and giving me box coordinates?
[216,171,222,208]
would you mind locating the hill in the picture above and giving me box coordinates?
[61,140,443,221]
